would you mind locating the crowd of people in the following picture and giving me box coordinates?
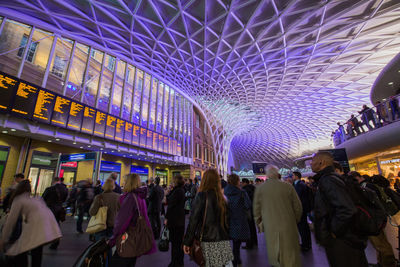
[333,91,400,145]
[1,154,400,266]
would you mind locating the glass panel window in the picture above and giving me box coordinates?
[83,48,103,107]
[174,94,180,138]
[66,43,89,100]
[133,69,143,124]
[169,89,175,137]
[195,112,200,128]
[141,73,151,127]
[148,78,158,130]
[21,28,54,86]
[122,64,135,120]
[111,60,125,116]
[98,54,115,112]
[163,85,170,135]
[204,147,208,162]
[48,37,73,94]
[0,19,32,76]
[156,82,164,133]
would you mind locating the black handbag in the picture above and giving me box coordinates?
[73,237,108,267]
[190,193,208,266]
[158,226,169,252]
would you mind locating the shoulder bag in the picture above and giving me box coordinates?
[190,192,208,266]
[116,193,153,258]
[86,195,108,234]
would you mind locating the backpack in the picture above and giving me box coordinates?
[375,186,399,216]
[332,175,387,236]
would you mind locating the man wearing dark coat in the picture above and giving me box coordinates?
[147,177,164,239]
[241,178,258,249]
[292,171,312,251]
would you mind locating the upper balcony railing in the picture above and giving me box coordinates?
[333,93,400,147]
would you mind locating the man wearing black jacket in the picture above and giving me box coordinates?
[148,177,164,239]
[350,172,396,267]
[241,178,258,249]
[311,152,368,267]
[292,171,312,252]
[165,175,185,267]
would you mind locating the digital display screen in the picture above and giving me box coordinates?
[158,134,164,152]
[177,142,182,156]
[164,136,169,153]
[140,127,147,147]
[146,130,153,150]
[81,106,96,134]
[94,110,106,137]
[51,96,71,127]
[0,72,18,112]
[67,101,84,131]
[115,119,125,142]
[169,138,173,155]
[124,121,133,143]
[153,132,158,151]
[132,124,140,145]
[33,89,55,123]
[105,115,116,140]
[11,81,39,118]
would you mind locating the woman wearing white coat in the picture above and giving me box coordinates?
[0,180,62,267]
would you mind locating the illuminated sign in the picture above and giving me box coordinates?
[146,130,153,149]
[94,111,106,137]
[132,124,140,145]
[153,132,158,151]
[130,165,149,174]
[124,121,133,143]
[67,101,84,130]
[140,127,147,147]
[60,152,97,162]
[380,159,400,165]
[11,81,39,118]
[81,106,96,134]
[164,136,169,153]
[105,115,116,140]
[115,119,125,142]
[33,89,55,123]
[61,161,78,168]
[0,72,18,112]
[51,96,71,127]
[158,134,163,152]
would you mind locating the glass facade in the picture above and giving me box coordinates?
[133,69,143,124]
[0,17,194,160]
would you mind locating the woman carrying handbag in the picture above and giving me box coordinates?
[183,169,233,267]
[108,174,156,267]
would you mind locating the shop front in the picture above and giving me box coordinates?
[99,161,121,184]
[0,146,10,186]
[28,151,58,195]
[58,152,99,184]
[59,161,77,188]
[155,169,168,185]
[130,165,149,183]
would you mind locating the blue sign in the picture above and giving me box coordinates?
[60,152,97,162]
[130,165,149,174]
[100,161,121,172]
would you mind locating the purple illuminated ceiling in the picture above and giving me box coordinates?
[1,0,400,168]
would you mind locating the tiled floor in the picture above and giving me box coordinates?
[41,216,397,266]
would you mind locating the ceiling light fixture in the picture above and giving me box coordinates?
[10,129,16,132]
[1,130,7,134]
[388,82,394,85]
[48,140,52,142]
[55,138,60,141]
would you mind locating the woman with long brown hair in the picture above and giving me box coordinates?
[183,169,233,266]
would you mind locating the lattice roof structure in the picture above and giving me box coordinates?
[1,0,400,171]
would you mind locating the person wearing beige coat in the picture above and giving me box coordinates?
[1,180,62,266]
[253,165,303,267]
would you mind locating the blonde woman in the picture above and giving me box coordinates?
[108,174,156,266]
[89,178,120,241]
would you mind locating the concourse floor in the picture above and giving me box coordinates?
[41,216,390,267]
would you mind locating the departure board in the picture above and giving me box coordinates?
[153,132,158,151]
[140,127,147,147]
[51,96,71,127]
[164,136,169,153]
[81,106,96,134]
[0,73,18,112]
[177,142,182,156]
[105,115,116,140]
[115,119,125,142]
[146,130,153,150]
[158,134,164,152]
[11,81,39,118]
[174,140,178,156]
[94,111,106,137]
[33,89,55,123]
[124,121,133,143]
[67,101,84,131]
[132,124,140,145]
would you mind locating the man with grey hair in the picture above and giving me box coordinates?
[253,165,303,266]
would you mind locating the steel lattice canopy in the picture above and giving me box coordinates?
[1,0,400,168]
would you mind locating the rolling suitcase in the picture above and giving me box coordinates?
[73,237,108,267]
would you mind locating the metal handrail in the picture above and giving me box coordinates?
[333,93,400,146]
